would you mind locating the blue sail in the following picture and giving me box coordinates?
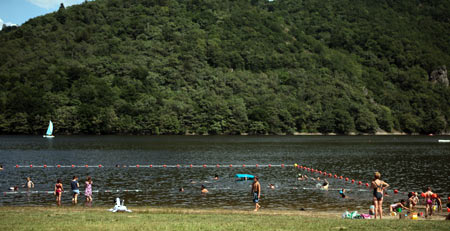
[46,121,53,135]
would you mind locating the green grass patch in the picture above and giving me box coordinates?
[0,207,447,230]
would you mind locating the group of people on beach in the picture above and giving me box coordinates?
[370,171,448,219]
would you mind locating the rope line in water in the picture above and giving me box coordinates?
[11,164,286,168]
[2,189,142,195]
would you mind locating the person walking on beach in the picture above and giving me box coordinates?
[371,172,389,219]
[85,176,93,202]
[251,176,261,211]
[54,179,63,205]
[23,177,34,190]
[71,176,80,204]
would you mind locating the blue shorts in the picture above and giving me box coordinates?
[253,192,259,203]
[73,189,80,195]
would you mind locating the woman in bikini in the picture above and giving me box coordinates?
[371,172,389,219]
[54,179,64,205]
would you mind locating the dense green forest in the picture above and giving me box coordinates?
[0,0,449,135]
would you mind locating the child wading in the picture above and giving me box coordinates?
[85,176,93,202]
[251,176,261,211]
[71,176,80,204]
[54,179,63,206]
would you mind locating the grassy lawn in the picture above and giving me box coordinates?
[0,207,448,230]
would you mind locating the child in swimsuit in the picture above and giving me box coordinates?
[85,176,93,202]
[54,179,64,205]
[71,176,80,204]
[390,199,408,213]
[24,177,34,190]
[425,187,434,217]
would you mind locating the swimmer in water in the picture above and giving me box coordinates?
[179,187,184,192]
[0,164,3,170]
[214,174,219,180]
[23,177,34,190]
[339,189,347,199]
[321,179,329,190]
[201,185,208,194]
[269,184,275,189]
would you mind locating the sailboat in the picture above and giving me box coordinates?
[43,120,55,138]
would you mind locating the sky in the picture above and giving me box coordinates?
[0,0,86,29]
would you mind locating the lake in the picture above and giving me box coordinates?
[0,136,449,211]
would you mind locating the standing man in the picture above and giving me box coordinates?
[251,176,261,211]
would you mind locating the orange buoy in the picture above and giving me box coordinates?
[57,164,61,168]
[365,183,369,187]
[98,164,102,168]
[136,164,140,168]
[334,174,337,178]
[176,164,180,168]
[163,164,167,168]
[44,165,47,168]
[150,164,153,168]
[203,164,206,168]
[394,189,399,194]
[421,193,426,198]
[358,181,362,185]
[432,193,438,199]
[447,208,450,212]
[85,164,88,168]
[30,165,32,168]
[256,164,259,167]
[190,164,193,168]
[268,164,272,168]
[71,164,75,168]
[242,164,245,167]
[340,176,343,179]
[229,164,232,168]
[281,164,285,168]
[345,177,349,181]
[319,171,322,174]
[351,179,355,183]
[216,164,220,168]
[447,196,450,201]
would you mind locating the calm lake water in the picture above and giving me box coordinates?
[0,136,449,211]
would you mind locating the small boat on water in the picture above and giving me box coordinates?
[438,139,450,143]
[43,120,55,138]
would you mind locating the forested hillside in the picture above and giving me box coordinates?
[0,0,449,135]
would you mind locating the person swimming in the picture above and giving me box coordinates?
[269,184,275,189]
[214,174,219,180]
[321,179,329,190]
[201,185,208,194]
[339,189,347,198]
